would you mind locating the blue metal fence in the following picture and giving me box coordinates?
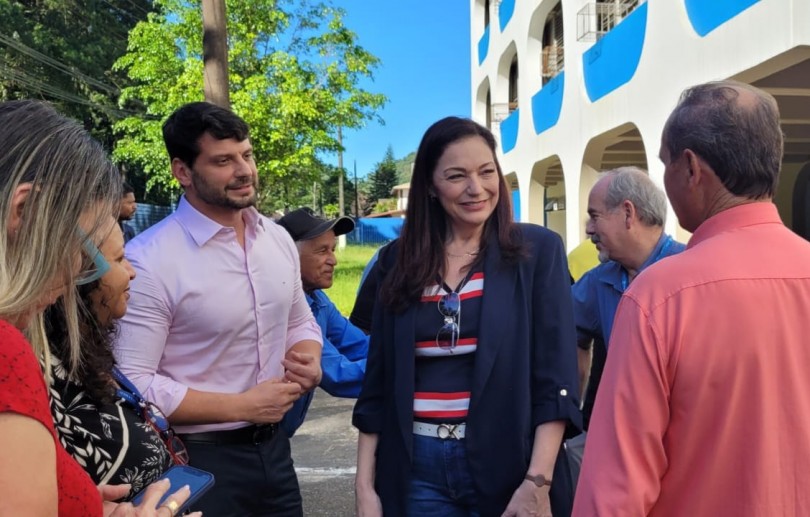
[129,203,174,236]
[128,204,405,247]
[346,218,403,246]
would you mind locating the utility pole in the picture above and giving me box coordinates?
[337,126,345,216]
[202,0,230,108]
[354,160,360,218]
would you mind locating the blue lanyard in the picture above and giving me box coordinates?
[112,366,170,430]
[620,236,675,291]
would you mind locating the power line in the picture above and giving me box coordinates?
[0,32,119,95]
[97,0,143,24]
[120,0,151,17]
[0,57,152,119]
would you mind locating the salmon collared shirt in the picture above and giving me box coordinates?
[575,202,810,516]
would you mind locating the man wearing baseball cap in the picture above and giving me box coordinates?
[277,208,369,435]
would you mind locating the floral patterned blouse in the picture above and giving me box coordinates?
[48,357,173,499]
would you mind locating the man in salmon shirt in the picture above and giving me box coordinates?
[575,81,810,515]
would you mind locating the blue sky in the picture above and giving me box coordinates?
[327,1,472,178]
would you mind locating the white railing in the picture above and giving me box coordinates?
[577,0,644,41]
[491,102,511,124]
[542,45,564,79]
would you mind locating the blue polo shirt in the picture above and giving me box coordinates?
[572,233,685,348]
[281,289,369,436]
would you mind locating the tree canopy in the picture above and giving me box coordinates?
[366,145,399,212]
[0,0,152,148]
[113,0,387,211]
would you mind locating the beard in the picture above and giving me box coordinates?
[591,236,610,263]
[597,249,610,264]
[190,169,258,210]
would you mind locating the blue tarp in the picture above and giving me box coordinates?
[346,218,403,246]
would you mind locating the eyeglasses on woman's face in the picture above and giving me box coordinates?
[75,231,111,286]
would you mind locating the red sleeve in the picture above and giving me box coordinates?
[0,321,103,516]
[0,322,52,424]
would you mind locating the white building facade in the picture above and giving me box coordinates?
[470,0,810,249]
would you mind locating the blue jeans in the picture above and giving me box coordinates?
[407,434,479,517]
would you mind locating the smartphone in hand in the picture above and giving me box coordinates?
[130,465,215,513]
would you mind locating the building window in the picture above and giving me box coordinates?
[485,0,490,28]
[542,3,564,85]
[508,57,519,112]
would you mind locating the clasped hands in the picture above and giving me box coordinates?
[239,350,322,424]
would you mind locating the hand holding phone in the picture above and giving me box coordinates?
[129,465,215,515]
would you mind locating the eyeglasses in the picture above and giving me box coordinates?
[75,233,110,286]
[139,401,189,466]
[436,292,461,351]
[114,365,189,466]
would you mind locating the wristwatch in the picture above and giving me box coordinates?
[524,473,552,487]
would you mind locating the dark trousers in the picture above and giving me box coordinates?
[182,428,303,517]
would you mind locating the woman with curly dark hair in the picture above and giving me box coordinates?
[45,216,185,500]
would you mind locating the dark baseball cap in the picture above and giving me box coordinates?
[277,208,355,242]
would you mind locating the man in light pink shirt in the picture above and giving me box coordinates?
[574,81,810,516]
[115,102,322,516]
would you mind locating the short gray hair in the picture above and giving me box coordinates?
[601,166,666,227]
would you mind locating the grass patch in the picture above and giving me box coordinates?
[327,245,380,316]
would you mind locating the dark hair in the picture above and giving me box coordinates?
[122,181,134,196]
[45,280,118,404]
[664,80,783,199]
[382,117,523,311]
[162,102,250,168]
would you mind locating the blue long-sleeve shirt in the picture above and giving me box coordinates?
[281,289,369,436]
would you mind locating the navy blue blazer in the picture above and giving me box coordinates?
[352,223,581,516]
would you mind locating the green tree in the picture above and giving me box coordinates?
[395,151,416,183]
[0,0,153,149]
[366,145,399,207]
[113,0,386,210]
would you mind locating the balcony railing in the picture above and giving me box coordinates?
[491,102,511,123]
[542,45,564,80]
[577,0,644,41]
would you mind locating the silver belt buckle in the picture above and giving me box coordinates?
[437,424,460,440]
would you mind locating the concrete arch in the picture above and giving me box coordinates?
[747,51,810,231]
[579,122,650,241]
[474,77,492,129]
[504,171,521,221]
[495,41,519,114]
[526,0,563,94]
[529,155,566,244]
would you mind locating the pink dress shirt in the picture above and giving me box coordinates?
[574,203,810,516]
[114,197,322,434]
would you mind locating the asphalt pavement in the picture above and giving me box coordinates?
[292,389,358,516]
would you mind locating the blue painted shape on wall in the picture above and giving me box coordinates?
[500,109,520,153]
[478,25,490,65]
[582,2,648,102]
[499,0,515,32]
[685,0,760,36]
[512,189,521,221]
[531,71,565,135]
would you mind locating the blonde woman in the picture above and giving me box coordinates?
[0,100,196,517]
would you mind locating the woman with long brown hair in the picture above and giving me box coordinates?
[353,117,580,516]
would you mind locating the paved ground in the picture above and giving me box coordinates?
[292,389,357,516]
